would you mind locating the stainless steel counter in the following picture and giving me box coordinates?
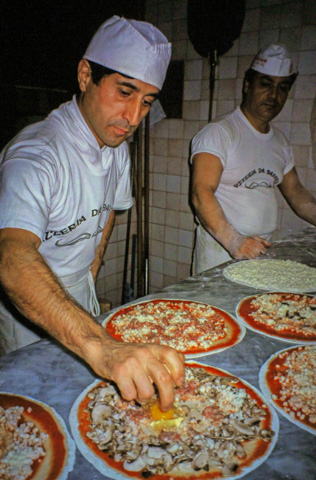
[1,228,316,480]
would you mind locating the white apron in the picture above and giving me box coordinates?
[192,225,232,275]
[0,268,100,354]
[193,225,273,275]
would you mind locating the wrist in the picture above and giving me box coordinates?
[214,223,244,255]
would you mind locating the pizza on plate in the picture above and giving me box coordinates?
[259,345,316,436]
[236,292,316,343]
[103,299,245,357]
[0,393,75,480]
[223,259,316,292]
[70,362,279,480]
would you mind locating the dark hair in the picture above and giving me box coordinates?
[244,68,298,87]
[88,60,133,85]
[88,60,118,85]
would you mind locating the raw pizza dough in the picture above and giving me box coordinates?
[0,393,75,480]
[223,259,316,292]
[70,362,279,480]
[103,299,245,358]
[236,292,316,344]
[259,345,316,435]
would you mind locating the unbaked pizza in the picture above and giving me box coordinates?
[70,362,279,480]
[102,299,245,357]
[236,292,316,343]
[259,345,316,435]
[223,259,316,292]
[0,393,75,480]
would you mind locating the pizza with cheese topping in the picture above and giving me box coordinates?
[259,346,316,435]
[102,299,245,357]
[0,393,75,480]
[223,259,316,292]
[236,292,316,343]
[70,362,279,480]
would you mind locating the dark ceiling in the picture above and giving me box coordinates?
[0,0,145,92]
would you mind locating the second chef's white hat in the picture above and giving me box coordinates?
[250,43,297,77]
[83,16,171,90]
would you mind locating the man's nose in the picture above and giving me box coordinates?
[123,98,142,127]
[268,85,278,99]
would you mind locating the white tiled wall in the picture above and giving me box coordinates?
[97,0,316,305]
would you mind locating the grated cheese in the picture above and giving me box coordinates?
[110,301,227,351]
[274,346,316,425]
[224,260,316,292]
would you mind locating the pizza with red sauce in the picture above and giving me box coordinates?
[259,346,316,435]
[0,393,75,480]
[103,299,245,357]
[236,292,316,344]
[70,362,279,480]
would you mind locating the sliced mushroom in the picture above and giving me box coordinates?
[91,404,112,424]
[192,450,209,470]
[230,419,254,435]
[95,428,113,448]
[123,455,147,472]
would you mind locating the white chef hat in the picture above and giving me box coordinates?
[83,16,171,90]
[250,43,296,77]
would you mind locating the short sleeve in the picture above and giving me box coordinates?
[0,149,54,239]
[190,122,231,168]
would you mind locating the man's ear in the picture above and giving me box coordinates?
[78,59,92,92]
[242,77,250,97]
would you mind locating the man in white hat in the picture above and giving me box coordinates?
[191,43,316,274]
[0,16,184,410]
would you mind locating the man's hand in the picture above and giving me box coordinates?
[83,334,185,411]
[229,234,271,259]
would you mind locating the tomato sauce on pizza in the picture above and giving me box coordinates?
[261,346,316,433]
[237,293,316,342]
[0,394,68,480]
[105,299,243,355]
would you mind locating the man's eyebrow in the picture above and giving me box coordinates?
[258,74,291,85]
[117,80,159,99]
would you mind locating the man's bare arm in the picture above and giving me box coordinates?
[279,167,316,224]
[191,152,271,259]
[90,210,116,282]
[0,228,185,410]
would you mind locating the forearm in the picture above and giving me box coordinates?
[286,188,316,225]
[90,210,116,282]
[0,229,185,409]
[0,232,109,360]
[192,188,240,250]
[192,189,271,258]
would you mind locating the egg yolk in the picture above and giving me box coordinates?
[150,401,175,421]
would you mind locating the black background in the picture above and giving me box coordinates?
[0,0,145,92]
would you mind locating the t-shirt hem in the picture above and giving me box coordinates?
[113,200,133,210]
[0,223,43,240]
[190,148,225,167]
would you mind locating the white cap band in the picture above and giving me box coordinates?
[83,16,171,90]
[250,43,296,77]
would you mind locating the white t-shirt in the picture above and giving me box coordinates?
[191,107,295,236]
[0,96,133,278]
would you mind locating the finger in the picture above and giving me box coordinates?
[115,374,138,402]
[146,358,177,411]
[252,236,272,247]
[159,349,185,387]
